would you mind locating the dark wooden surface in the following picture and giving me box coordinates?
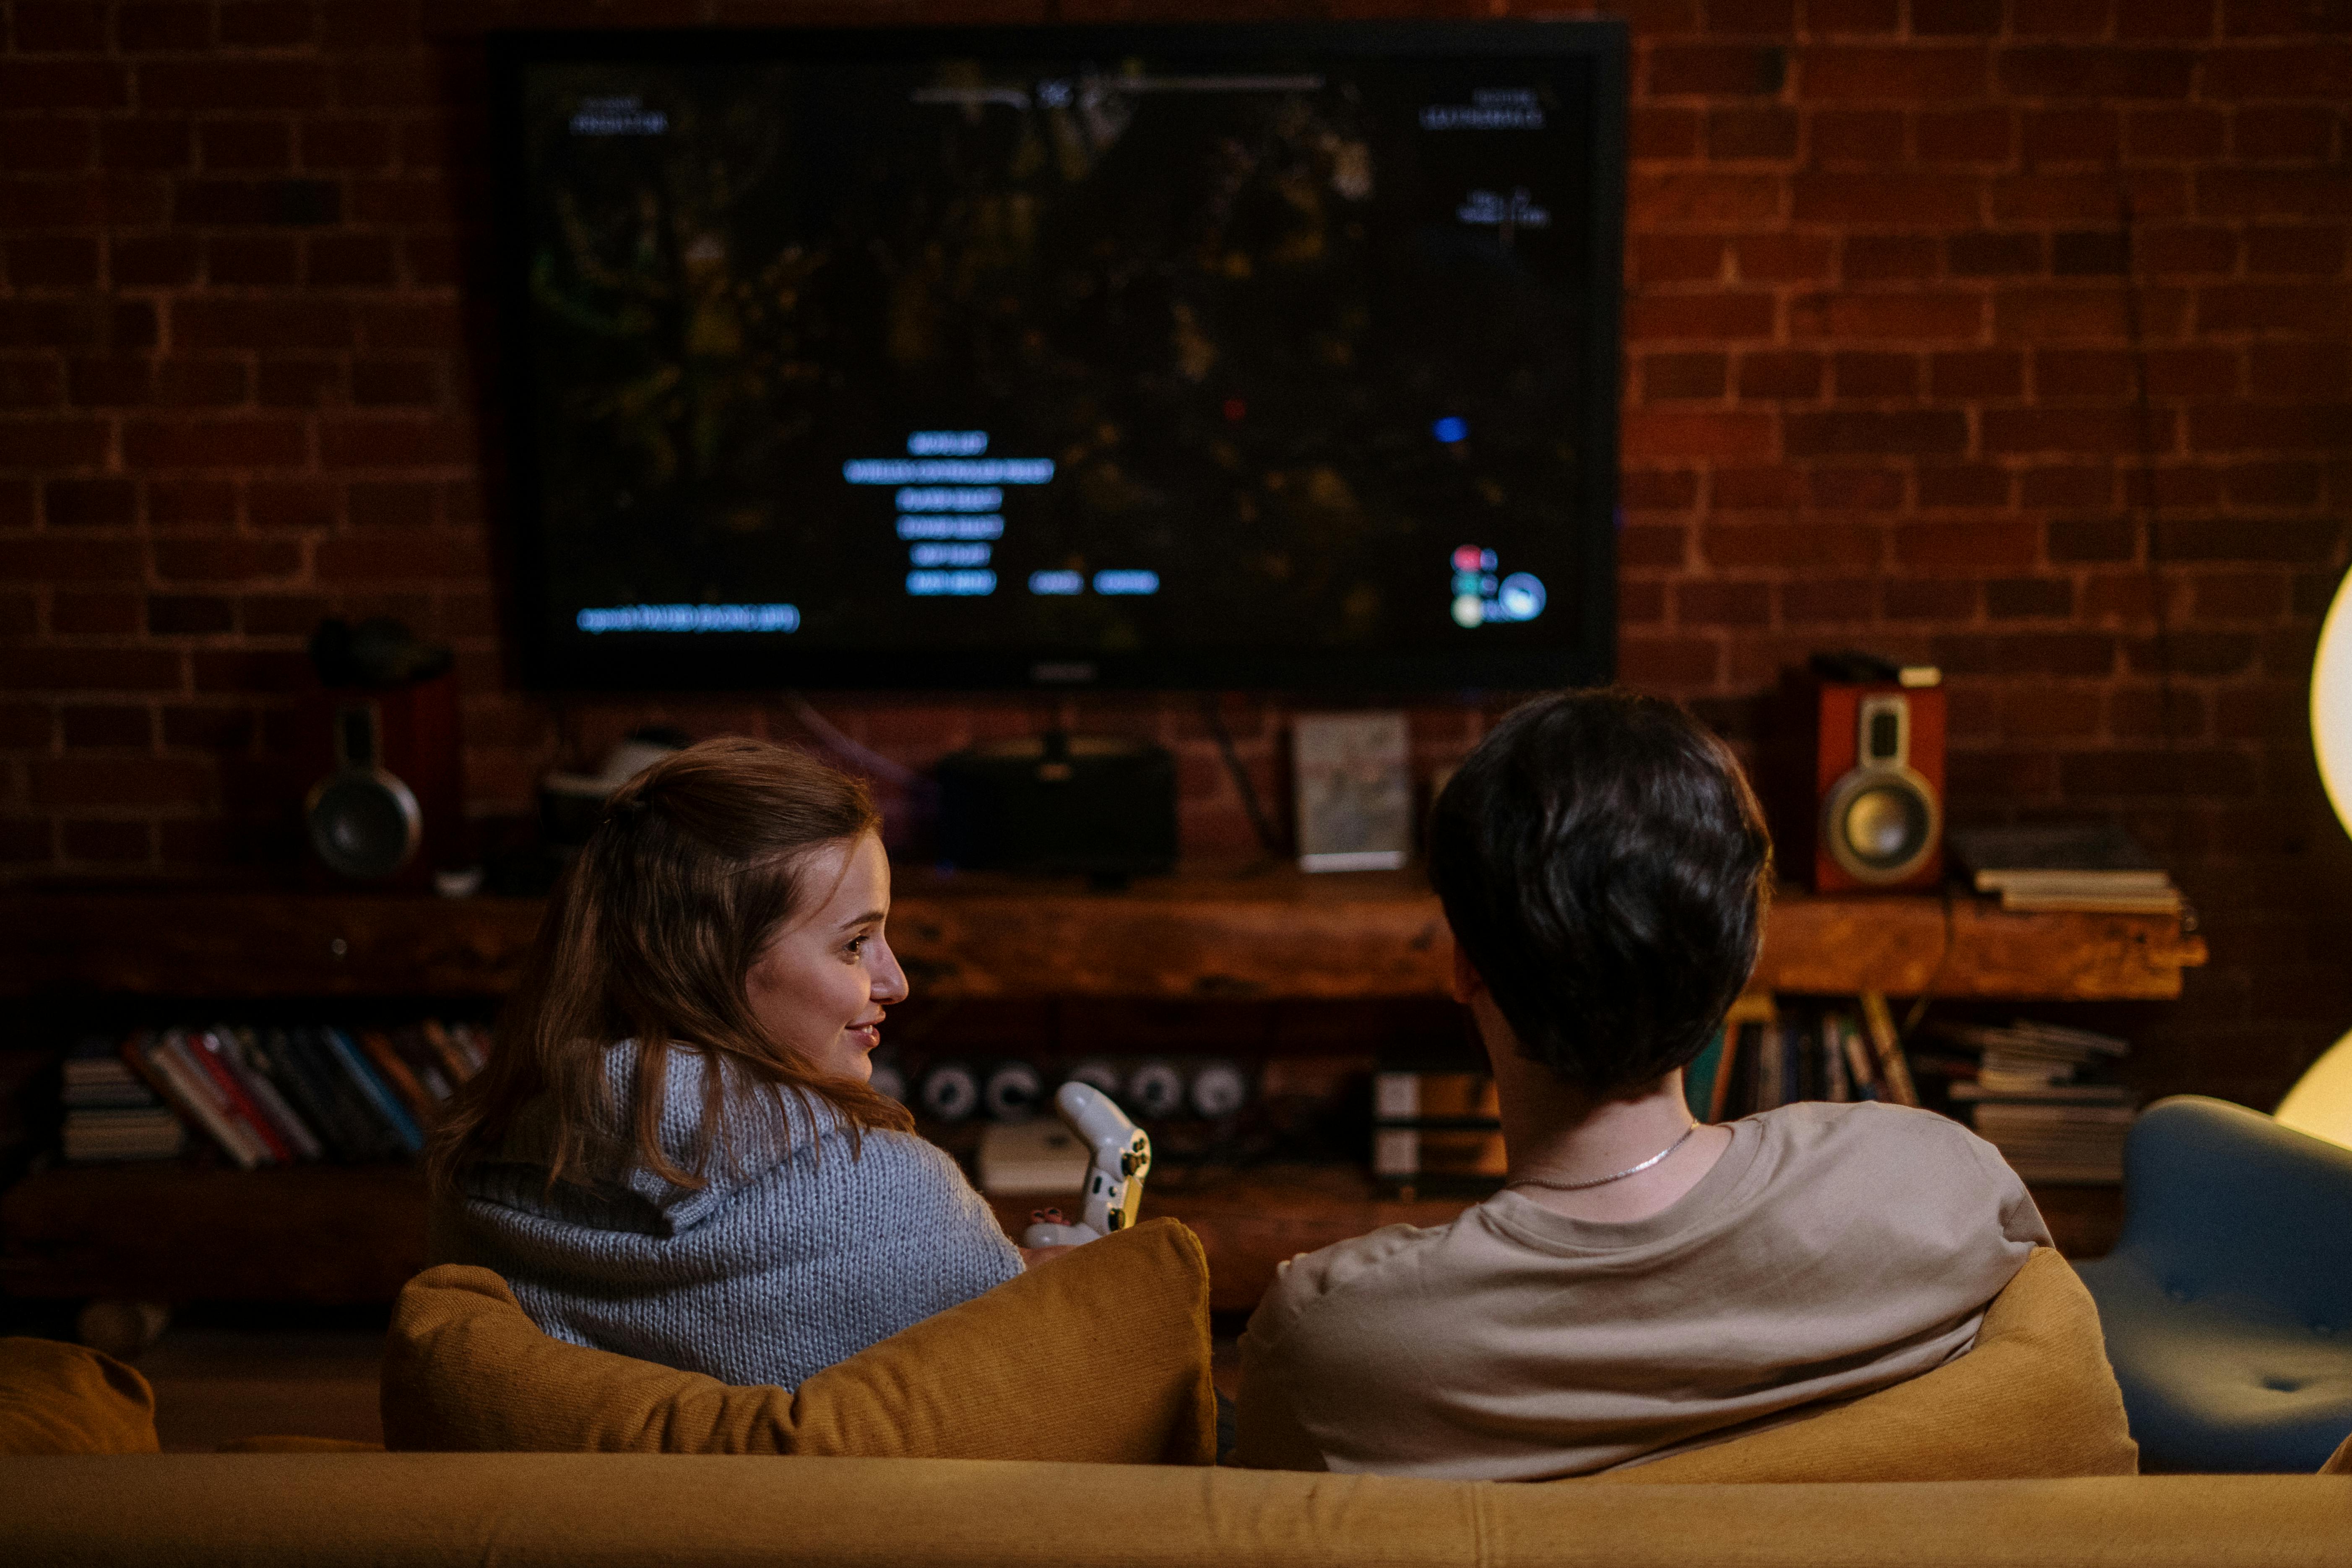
[0,869,2204,1001]
[0,1164,430,1306]
[1,1158,2122,1313]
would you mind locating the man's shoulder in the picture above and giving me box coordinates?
[1749,1098,2016,1194]
[1251,1215,1467,1344]
[1759,1097,1983,1147]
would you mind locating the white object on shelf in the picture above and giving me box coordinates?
[1293,711,1412,874]
[977,1119,1090,1196]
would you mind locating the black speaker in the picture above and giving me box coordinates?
[936,732,1176,882]
[301,671,464,888]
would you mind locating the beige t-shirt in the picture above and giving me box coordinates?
[1235,1100,2050,1480]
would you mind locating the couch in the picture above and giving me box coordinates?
[5,1453,2349,1566]
[5,1222,2349,1565]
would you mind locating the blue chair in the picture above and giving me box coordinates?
[2074,1095,2352,1471]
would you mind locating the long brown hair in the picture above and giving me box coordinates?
[429,736,914,1196]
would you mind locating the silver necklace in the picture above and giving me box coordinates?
[1508,1121,1701,1192]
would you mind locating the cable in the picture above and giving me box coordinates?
[1897,879,1958,1046]
[782,693,936,793]
[1198,693,1284,859]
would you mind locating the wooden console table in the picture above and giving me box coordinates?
[0,866,2205,1001]
[0,872,2202,1310]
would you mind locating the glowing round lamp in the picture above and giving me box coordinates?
[2289,567,2352,1149]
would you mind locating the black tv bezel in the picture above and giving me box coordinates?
[488,21,1626,693]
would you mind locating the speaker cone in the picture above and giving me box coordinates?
[1822,766,1939,885]
[306,770,424,880]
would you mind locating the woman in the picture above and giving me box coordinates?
[429,736,1023,1389]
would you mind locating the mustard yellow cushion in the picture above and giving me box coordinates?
[0,1336,159,1455]
[383,1215,1215,1464]
[2324,1429,2350,1476]
[1593,1247,2138,1483]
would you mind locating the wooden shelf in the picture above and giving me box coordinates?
[0,867,2203,1001]
[0,870,2181,1310]
[0,1159,2121,1314]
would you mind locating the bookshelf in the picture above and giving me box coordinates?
[0,873,2193,1308]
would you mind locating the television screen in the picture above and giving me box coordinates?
[491,23,1625,689]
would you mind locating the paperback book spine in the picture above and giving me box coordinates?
[290,1027,401,1158]
[246,1027,362,1162]
[357,1028,436,1125]
[319,1027,424,1154]
[215,1026,325,1161]
[183,1028,294,1164]
[137,1031,266,1168]
[1857,992,1922,1108]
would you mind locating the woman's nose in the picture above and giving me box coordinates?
[871,938,911,1004]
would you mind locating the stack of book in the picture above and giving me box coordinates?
[1694,992,1922,1122]
[1370,1070,1504,1191]
[104,1020,489,1168]
[1931,1019,2136,1183]
[1948,823,2183,916]
[62,1035,184,1163]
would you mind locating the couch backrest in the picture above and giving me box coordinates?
[382,1216,1216,1464]
[4,1456,2347,1568]
[1603,1246,2136,1483]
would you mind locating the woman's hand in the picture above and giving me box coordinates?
[1018,1244,1077,1270]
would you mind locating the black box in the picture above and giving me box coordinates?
[936,733,1176,881]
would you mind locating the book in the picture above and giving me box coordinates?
[1836,1014,1881,1102]
[63,1035,158,1108]
[184,1028,295,1164]
[1996,887,2185,915]
[1856,992,1921,1108]
[389,1025,457,1102]
[1682,1028,1725,1122]
[419,1019,479,1088]
[357,1028,436,1124]
[1970,1103,2133,1183]
[63,1106,186,1162]
[1948,823,2180,914]
[1753,1020,1787,1112]
[130,1030,266,1169]
[1821,1015,1853,1102]
[289,1026,401,1159]
[214,1026,325,1161]
[246,1027,369,1162]
[317,1027,425,1154]
[1948,822,2163,883]
[1949,1081,2135,1105]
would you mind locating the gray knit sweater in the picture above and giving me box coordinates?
[432,1045,1022,1390]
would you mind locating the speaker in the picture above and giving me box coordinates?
[301,671,464,888]
[1775,665,1945,894]
[935,732,1176,882]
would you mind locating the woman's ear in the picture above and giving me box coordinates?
[1449,937,1484,1005]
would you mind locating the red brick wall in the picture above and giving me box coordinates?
[3,2,2348,1105]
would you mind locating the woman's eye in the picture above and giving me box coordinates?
[844,937,865,958]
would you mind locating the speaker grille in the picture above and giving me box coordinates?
[1823,766,1940,885]
[307,771,423,880]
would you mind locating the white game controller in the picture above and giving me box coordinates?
[1020,1081,1151,1248]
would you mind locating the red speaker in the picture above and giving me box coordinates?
[299,671,465,889]
[1774,666,1945,895]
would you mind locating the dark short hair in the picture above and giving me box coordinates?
[1429,689,1772,1096]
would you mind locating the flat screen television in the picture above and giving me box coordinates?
[489,22,1626,690]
